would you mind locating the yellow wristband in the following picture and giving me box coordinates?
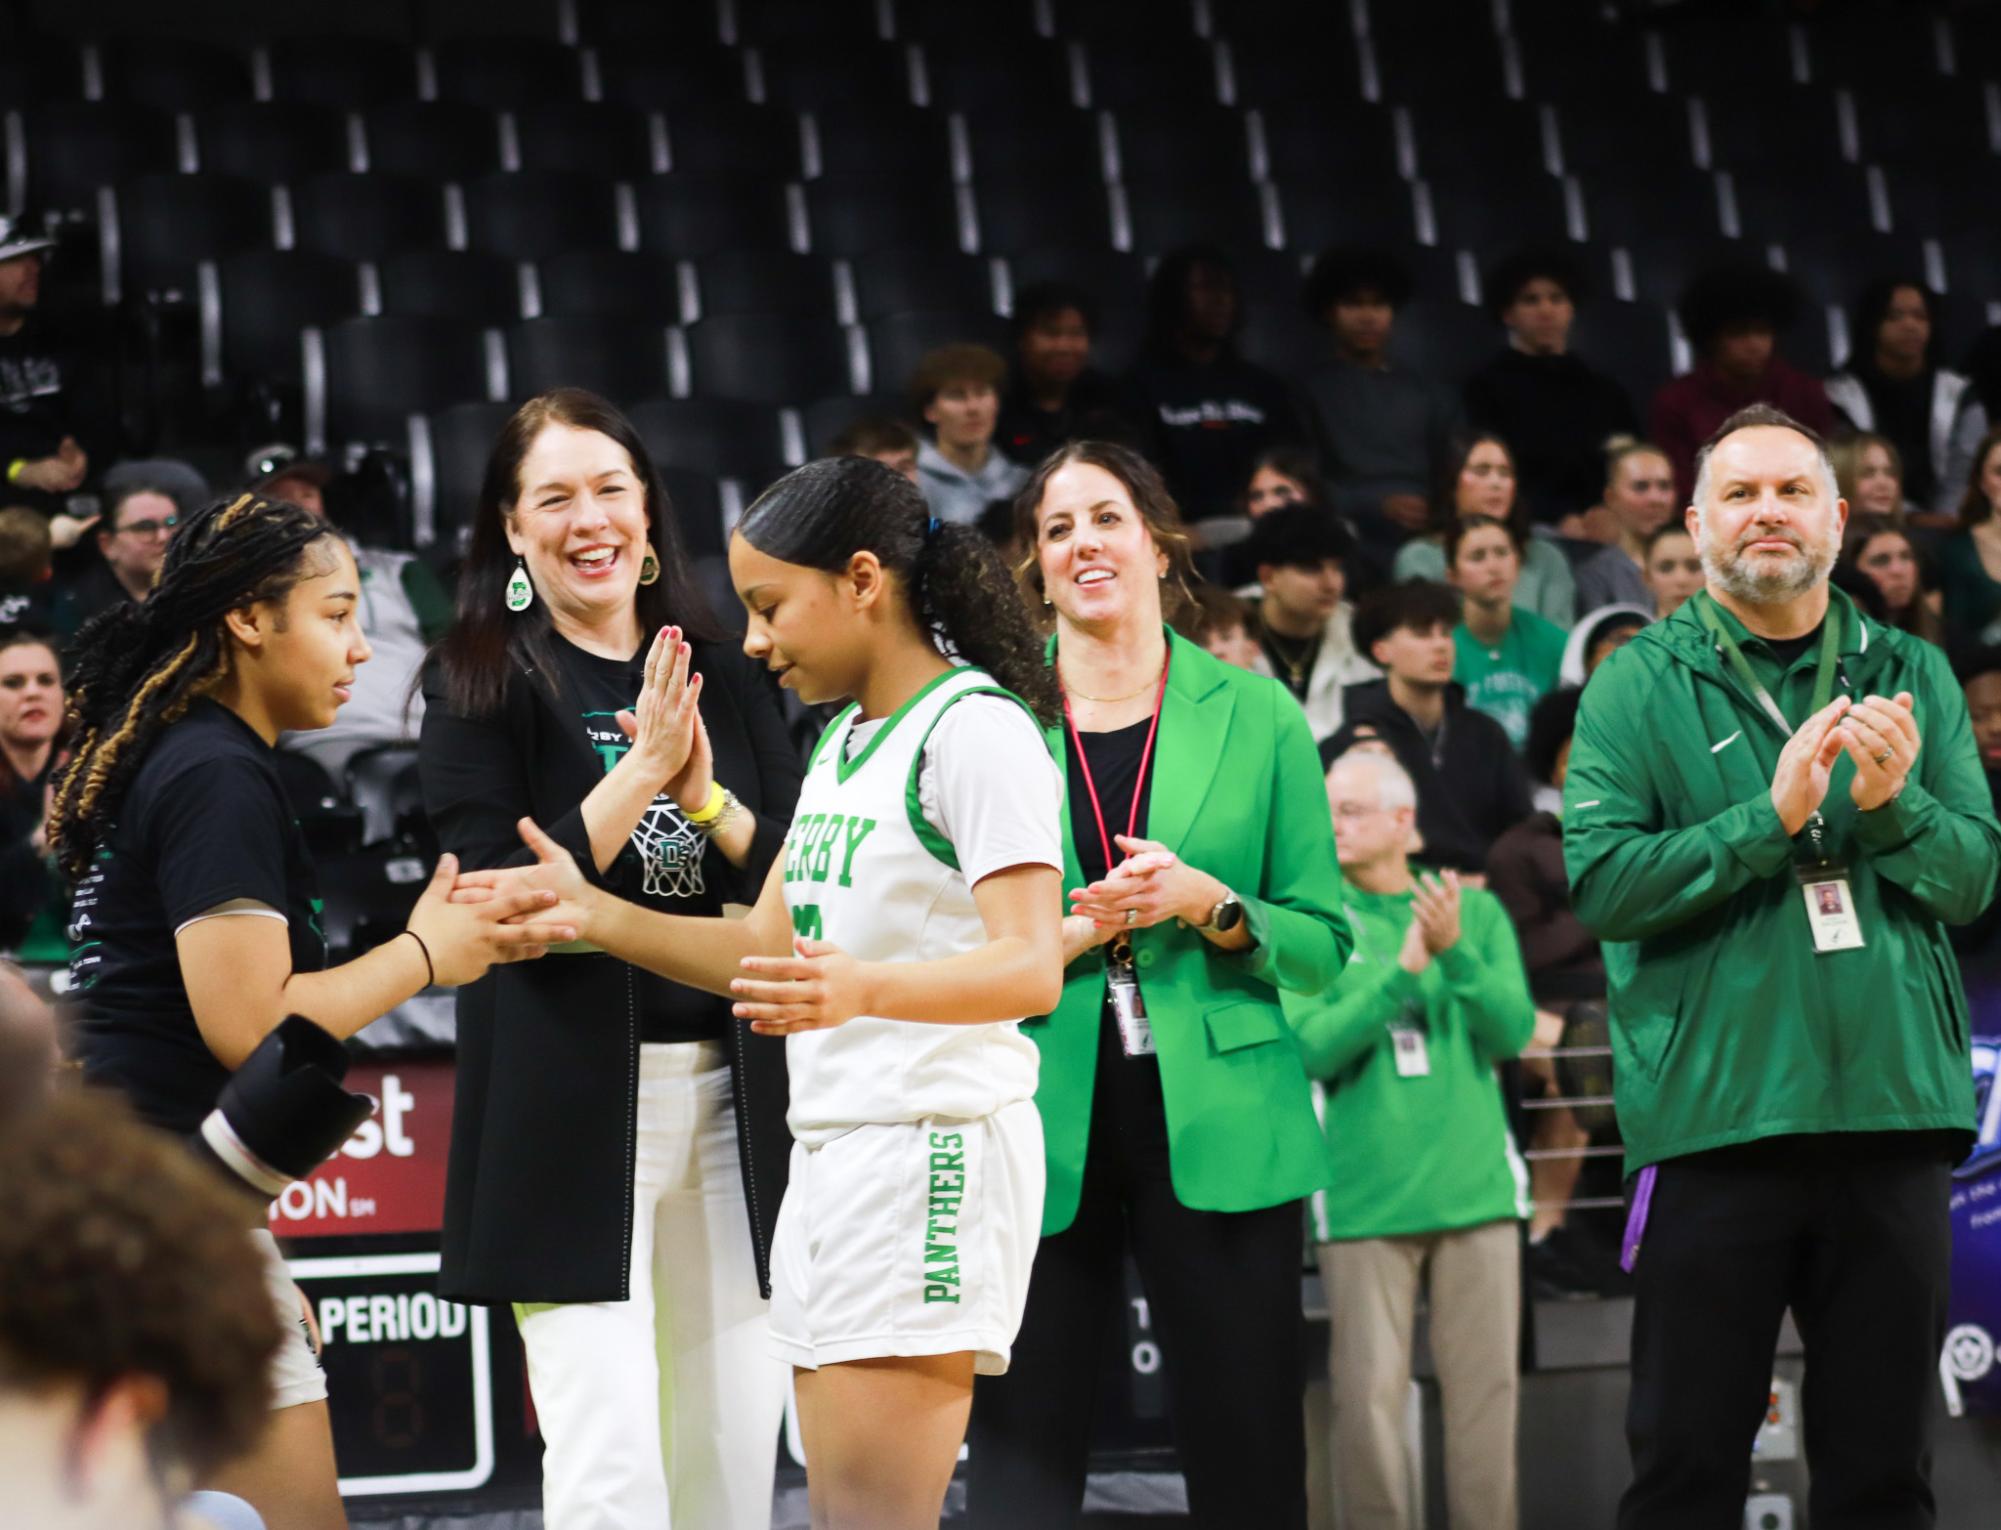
[5,460,25,484]
[684,780,728,824]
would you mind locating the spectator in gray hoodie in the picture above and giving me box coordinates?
[911,344,1028,526]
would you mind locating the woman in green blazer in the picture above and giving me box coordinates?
[966,441,1351,1530]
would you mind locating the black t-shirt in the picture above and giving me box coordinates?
[1858,364,1937,507]
[552,635,731,1044]
[1762,621,1825,668]
[1066,716,1158,888]
[70,700,326,1133]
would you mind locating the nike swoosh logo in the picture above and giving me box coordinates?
[1711,730,1743,754]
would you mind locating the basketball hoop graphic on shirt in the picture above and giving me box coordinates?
[631,799,706,901]
[582,710,707,902]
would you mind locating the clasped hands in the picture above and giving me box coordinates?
[1066,833,1229,940]
[1770,691,1921,836]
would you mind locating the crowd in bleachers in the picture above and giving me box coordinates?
[5,0,2001,1516]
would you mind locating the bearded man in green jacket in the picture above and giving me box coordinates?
[1564,403,2000,1530]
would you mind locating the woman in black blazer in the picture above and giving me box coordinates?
[418,390,801,1530]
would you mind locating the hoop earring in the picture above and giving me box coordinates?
[504,557,534,613]
[638,547,661,586]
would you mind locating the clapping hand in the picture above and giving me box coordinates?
[1411,869,1462,954]
[449,818,601,945]
[1768,696,1851,835]
[1838,691,1920,812]
[618,626,704,797]
[404,852,573,985]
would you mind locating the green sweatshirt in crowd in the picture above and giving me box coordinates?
[1286,876,1536,1242]
[1564,587,2000,1173]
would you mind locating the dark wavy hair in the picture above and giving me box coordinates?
[1011,439,1200,625]
[431,388,719,718]
[1142,243,1240,361]
[736,456,1061,725]
[47,494,339,882]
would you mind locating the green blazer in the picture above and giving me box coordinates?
[1027,629,1352,1235]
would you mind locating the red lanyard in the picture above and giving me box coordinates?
[1062,651,1170,876]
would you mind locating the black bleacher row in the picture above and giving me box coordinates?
[3,0,1999,567]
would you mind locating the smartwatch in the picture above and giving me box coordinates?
[1202,891,1244,932]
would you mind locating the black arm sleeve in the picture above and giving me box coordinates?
[416,668,610,887]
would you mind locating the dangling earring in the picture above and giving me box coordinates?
[504,556,534,613]
[639,547,661,586]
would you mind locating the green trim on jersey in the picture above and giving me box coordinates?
[902,684,1041,869]
[834,667,964,783]
[808,703,858,771]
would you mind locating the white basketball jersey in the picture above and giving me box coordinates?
[781,667,1044,1144]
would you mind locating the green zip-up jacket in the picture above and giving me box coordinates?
[1563,587,1999,1172]
[1026,630,1352,1235]
[1287,877,1535,1241]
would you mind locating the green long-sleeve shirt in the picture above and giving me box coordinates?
[1287,876,1535,1241]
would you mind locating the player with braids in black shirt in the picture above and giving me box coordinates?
[53,492,567,1530]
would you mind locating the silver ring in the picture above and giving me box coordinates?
[1873,747,1893,765]
[1125,908,1139,927]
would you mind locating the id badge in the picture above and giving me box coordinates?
[1107,956,1155,1057]
[1390,1026,1430,1078]
[1798,867,1865,953]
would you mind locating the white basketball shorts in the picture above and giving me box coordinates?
[769,1098,1044,1377]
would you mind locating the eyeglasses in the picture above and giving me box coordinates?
[115,515,178,538]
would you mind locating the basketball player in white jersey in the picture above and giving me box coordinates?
[478,457,1099,1529]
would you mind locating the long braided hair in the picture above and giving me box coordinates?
[47,493,340,883]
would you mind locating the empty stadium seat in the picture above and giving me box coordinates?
[657,464,728,558]
[506,315,673,401]
[588,39,750,112]
[1121,176,1276,255]
[462,172,629,261]
[375,248,526,324]
[728,0,889,46]
[682,251,838,320]
[800,392,913,456]
[362,101,503,180]
[97,38,252,112]
[431,36,583,109]
[974,178,1117,255]
[265,36,415,109]
[1251,99,1402,184]
[311,314,499,448]
[632,177,796,257]
[625,397,791,484]
[195,103,353,182]
[410,398,516,545]
[117,175,274,302]
[803,175,967,257]
[1108,105,1254,186]
[291,174,451,261]
[1080,38,1220,112]
[918,37,1080,113]
[1276,176,1420,253]
[849,249,1000,321]
[753,42,914,112]
[660,103,801,179]
[808,102,957,181]
[683,313,862,403]
[205,249,362,387]
[538,250,685,321]
[25,103,178,216]
[512,101,661,178]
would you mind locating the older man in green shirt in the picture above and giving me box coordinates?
[1564,404,2000,1529]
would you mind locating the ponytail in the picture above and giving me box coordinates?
[737,458,1061,726]
[912,520,1061,725]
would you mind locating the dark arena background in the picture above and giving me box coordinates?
[5,0,2001,1526]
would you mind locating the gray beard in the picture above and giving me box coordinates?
[1699,526,1839,606]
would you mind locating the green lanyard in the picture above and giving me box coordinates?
[1696,591,1841,739]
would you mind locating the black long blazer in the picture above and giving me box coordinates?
[418,637,802,1305]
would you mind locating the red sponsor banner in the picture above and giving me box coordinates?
[269,1058,455,1238]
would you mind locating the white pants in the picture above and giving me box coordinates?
[515,1042,788,1530]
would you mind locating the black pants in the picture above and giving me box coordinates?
[1619,1133,1955,1530]
[967,1016,1307,1528]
